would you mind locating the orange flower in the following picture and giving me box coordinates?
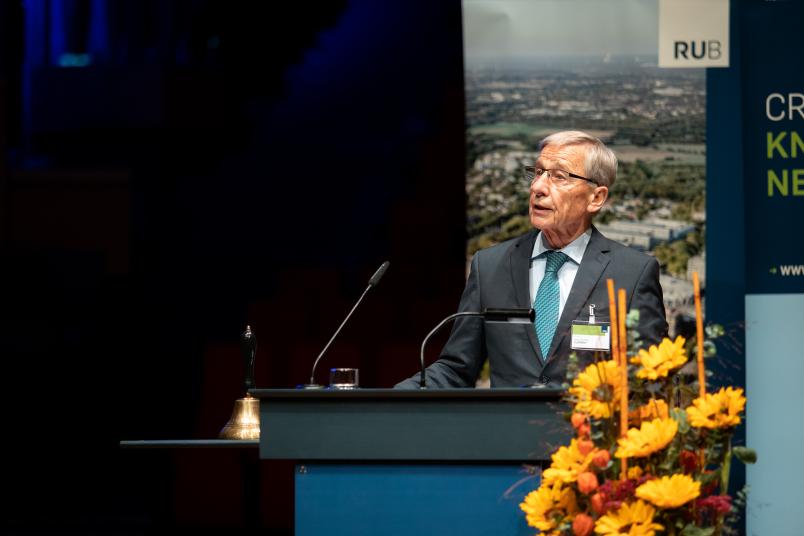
[573,513,594,536]
[591,492,606,514]
[577,471,599,494]
[578,423,591,438]
[578,439,595,456]
[592,450,611,468]
[571,413,587,429]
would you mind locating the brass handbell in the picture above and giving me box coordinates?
[219,393,260,439]
[219,325,260,439]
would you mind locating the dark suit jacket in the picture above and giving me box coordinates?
[396,226,668,389]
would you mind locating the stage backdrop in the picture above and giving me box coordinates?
[463,1,804,535]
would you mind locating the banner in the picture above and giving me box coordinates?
[739,2,804,535]
[462,0,706,346]
[741,2,804,295]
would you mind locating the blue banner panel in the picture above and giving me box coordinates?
[745,294,804,536]
[741,0,804,294]
[295,464,535,536]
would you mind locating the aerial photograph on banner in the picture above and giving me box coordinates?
[462,0,706,335]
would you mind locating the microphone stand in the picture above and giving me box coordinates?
[418,308,534,389]
[419,312,481,389]
[301,261,390,389]
[302,284,374,389]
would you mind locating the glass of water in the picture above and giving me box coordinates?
[329,368,359,389]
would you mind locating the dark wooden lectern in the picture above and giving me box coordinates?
[251,388,570,536]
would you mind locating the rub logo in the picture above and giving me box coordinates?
[674,40,722,61]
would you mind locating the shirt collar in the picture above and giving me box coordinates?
[531,227,592,265]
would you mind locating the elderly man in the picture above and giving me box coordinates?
[397,130,667,389]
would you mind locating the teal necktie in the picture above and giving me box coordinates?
[534,250,569,359]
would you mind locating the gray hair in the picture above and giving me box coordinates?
[538,130,617,188]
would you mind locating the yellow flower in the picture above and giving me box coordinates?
[594,500,664,536]
[630,336,687,380]
[568,359,623,418]
[630,399,670,425]
[615,418,678,458]
[520,480,579,534]
[686,387,747,429]
[542,438,596,486]
[636,474,701,509]
[627,465,644,480]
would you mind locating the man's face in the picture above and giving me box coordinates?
[528,143,602,235]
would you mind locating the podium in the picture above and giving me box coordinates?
[251,388,570,536]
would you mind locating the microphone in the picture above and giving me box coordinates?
[300,261,390,389]
[418,308,534,389]
[368,261,389,287]
[482,308,536,323]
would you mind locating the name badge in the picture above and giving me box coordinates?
[571,322,611,351]
[570,304,611,352]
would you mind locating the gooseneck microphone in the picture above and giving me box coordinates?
[418,308,534,389]
[301,261,390,389]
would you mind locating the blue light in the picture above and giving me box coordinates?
[58,52,92,68]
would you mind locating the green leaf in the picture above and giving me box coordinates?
[680,525,715,536]
[645,382,664,394]
[672,408,690,434]
[626,309,641,328]
[705,324,725,338]
[732,446,757,464]
[703,340,717,358]
[699,470,720,486]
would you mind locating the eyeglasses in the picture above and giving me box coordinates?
[524,166,599,186]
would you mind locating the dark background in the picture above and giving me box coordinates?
[0,1,466,533]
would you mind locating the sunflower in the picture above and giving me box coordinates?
[630,336,687,380]
[568,359,623,418]
[630,399,670,425]
[615,418,678,458]
[686,387,746,429]
[542,438,596,486]
[519,480,579,534]
[635,474,700,509]
[594,500,664,536]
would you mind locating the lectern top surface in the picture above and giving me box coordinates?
[249,387,564,400]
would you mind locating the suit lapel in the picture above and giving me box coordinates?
[545,226,612,364]
[509,230,542,360]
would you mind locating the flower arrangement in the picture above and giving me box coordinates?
[520,275,755,536]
